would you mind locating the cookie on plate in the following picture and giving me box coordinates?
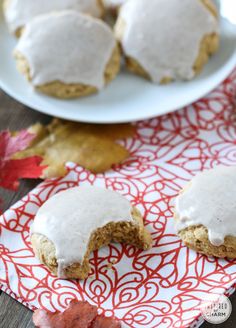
[14,11,120,99]
[3,0,104,37]
[31,186,152,279]
[115,0,219,84]
[174,166,236,258]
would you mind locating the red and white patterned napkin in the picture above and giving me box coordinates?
[1,69,236,328]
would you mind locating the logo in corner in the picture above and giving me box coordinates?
[200,293,232,324]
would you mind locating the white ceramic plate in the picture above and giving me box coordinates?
[0,9,236,123]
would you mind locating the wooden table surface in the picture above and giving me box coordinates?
[0,90,235,328]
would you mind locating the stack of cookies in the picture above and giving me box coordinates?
[3,0,220,98]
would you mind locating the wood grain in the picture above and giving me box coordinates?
[0,89,235,327]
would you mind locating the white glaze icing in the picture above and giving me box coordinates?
[103,0,126,9]
[15,11,116,89]
[116,0,219,82]
[175,166,236,247]
[5,0,103,34]
[31,186,134,277]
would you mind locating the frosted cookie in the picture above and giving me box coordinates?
[115,0,219,83]
[31,186,152,279]
[3,0,104,37]
[174,166,236,258]
[14,11,120,99]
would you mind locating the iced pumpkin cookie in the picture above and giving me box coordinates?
[14,11,120,99]
[31,186,152,279]
[3,0,103,37]
[115,0,219,83]
[174,166,236,258]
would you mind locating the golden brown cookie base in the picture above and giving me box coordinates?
[31,207,152,279]
[193,33,219,74]
[97,0,105,17]
[178,225,236,258]
[126,56,173,84]
[201,0,218,17]
[14,44,120,99]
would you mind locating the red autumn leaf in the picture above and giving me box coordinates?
[33,300,121,328]
[0,156,45,190]
[0,130,35,159]
[0,129,46,191]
